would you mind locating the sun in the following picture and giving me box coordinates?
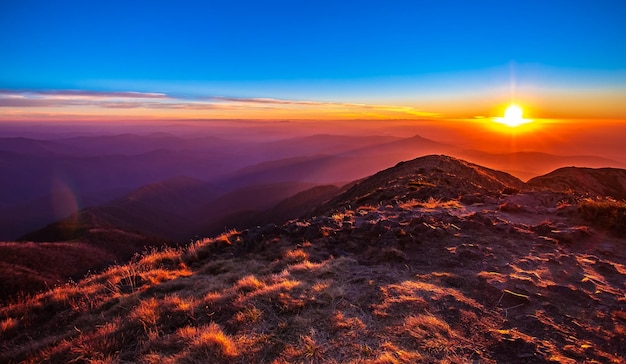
[493,104,531,127]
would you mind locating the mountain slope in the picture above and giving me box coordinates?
[20,179,323,242]
[457,150,626,181]
[191,181,324,237]
[3,155,625,363]
[528,166,626,199]
[0,241,115,301]
[318,154,527,213]
[18,177,219,242]
[198,184,344,236]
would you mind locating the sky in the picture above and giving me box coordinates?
[1,0,625,138]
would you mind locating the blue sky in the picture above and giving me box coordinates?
[1,0,625,119]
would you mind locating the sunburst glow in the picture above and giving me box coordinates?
[493,104,532,127]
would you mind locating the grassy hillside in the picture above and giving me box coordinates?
[2,156,625,363]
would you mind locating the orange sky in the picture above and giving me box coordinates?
[1,88,625,162]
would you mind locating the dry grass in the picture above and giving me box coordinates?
[0,316,18,333]
[178,323,239,359]
[578,198,626,233]
[402,314,452,354]
[408,180,437,189]
[399,197,462,210]
[283,248,309,264]
[2,204,625,364]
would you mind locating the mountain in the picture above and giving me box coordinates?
[216,134,457,190]
[0,133,425,240]
[198,184,344,236]
[318,154,527,213]
[249,134,402,160]
[190,181,328,237]
[18,177,219,242]
[255,184,342,224]
[0,137,81,156]
[4,132,623,241]
[0,186,128,240]
[0,146,240,238]
[19,179,324,243]
[0,241,115,300]
[54,133,234,157]
[457,150,626,181]
[122,176,222,218]
[528,166,626,199]
[3,155,625,363]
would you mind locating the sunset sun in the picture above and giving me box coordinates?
[494,104,532,127]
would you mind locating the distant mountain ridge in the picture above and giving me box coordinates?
[18,154,626,245]
[2,131,625,241]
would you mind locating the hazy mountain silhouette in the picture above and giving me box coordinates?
[458,150,626,181]
[19,179,324,243]
[2,132,625,242]
[196,184,344,237]
[190,181,328,238]
[0,186,128,240]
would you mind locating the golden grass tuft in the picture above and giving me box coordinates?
[0,317,18,333]
[183,230,240,264]
[283,248,309,264]
[139,246,184,270]
[374,342,423,363]
[399,197,461,210]
[282,334,324,361]
[131,297,160,329]
[332,311,366,332]
[141,267,192,287]
[164,293,197,316]
[236,275,265,292]
[178,323,239,359]
[214,229,241,244]
[403,313,452,340]
[288,260,323,273]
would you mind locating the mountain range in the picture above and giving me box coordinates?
[2,132,624,241]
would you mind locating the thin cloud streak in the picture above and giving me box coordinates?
[210,96,440,117]
[0,89,168,99]
[0,89,440,120]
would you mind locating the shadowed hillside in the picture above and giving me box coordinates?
[18,180,321,243]
[528,167,626,199]
[2,155,625,363]
[3,181,338,302]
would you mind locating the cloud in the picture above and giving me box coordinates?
[210,96,441,117]
[0,89,168,99]
[210,96,323,106]
[0,88,440,119]
[0,98,60,107]
[0,89,171,109]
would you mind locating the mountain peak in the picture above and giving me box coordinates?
[320,154,526,212]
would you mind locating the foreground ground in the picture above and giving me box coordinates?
[1,156,625,363]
